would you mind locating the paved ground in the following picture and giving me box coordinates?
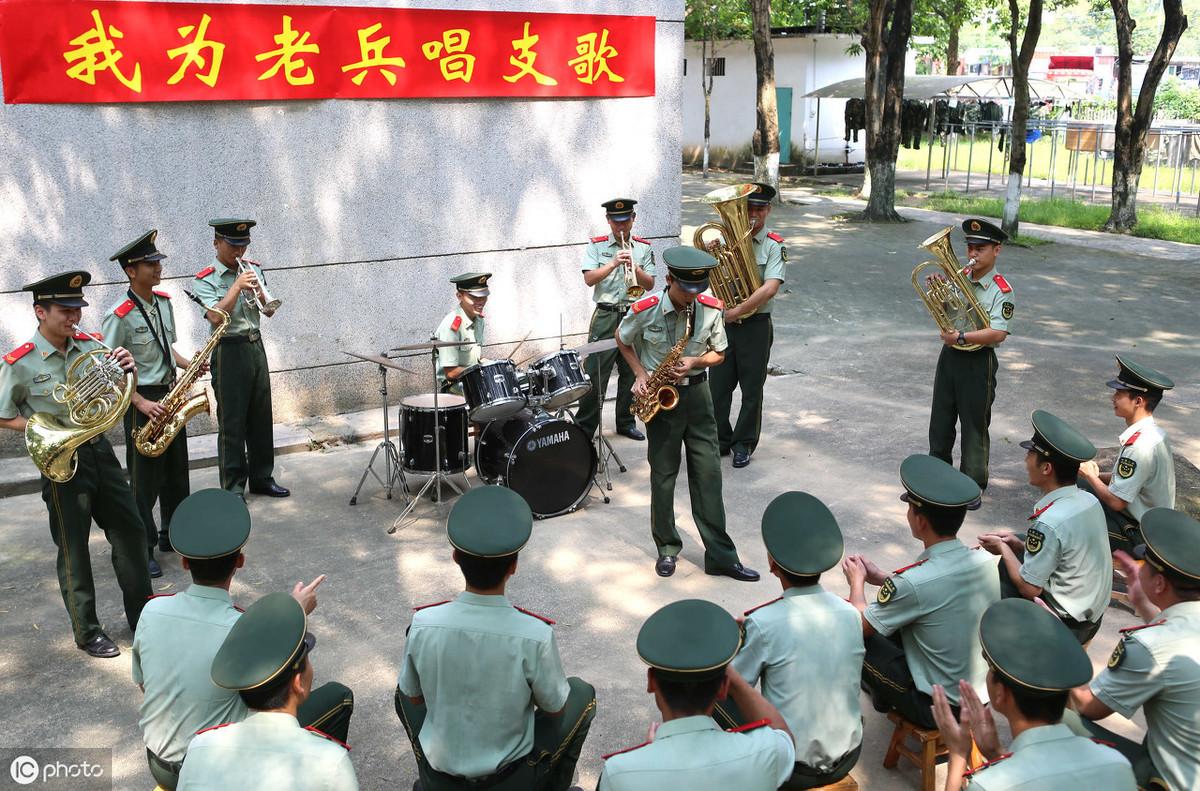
[2,173,1197,790]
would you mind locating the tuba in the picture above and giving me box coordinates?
[630,306,692,424]
[692,184,763,316]
[26,325,134,483]
[912,227,991,352]
[134,299,229,457]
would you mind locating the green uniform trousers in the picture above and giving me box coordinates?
[147,681,355,790]
[929,346,998,490]
[710,314,773,455]
[712,698,862,789]
[211,336,276,494]
[39,436,153,646]
[1077,479,1141,554]
[123,384,190,554]
[861,632,951,730]
[394,677,596,791]
[997,555,1102,644]
[573,306,635,437]
[645,380,739,571]
[1061,709,1166,790]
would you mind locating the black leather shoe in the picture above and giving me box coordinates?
[79,634,120,658]
[719,447,731,457]
[250,482,290,497]
[655,555,677,577]
[148,557,162,579]
[706,563,760,582]
[157,532,173,553]
[618,427,646,441]
[732,450,751,468]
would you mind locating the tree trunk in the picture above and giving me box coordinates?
[1104,0,1188,232]
[947,22,960,75]
[860,0,915,221]
[702,36,713,178]
[750,0,780,193]
[1001,0,1044,239]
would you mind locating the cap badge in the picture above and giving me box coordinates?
[970,221,981,231]
[691,269,704,277]
[68,275,83,288]
[615,201,624,209]
[236,223,248,231]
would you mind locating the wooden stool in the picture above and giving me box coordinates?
[882,712,983,791]
[811,776,858,790]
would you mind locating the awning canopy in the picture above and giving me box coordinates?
[802,75,1081,102]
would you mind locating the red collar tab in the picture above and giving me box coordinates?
[146,593,176,600]
[514,605,555,625]
[73,331,100,341]
[450,315,463,332]
[743,597,783,617]
[1028,501,1056,521]
[993,274,1012,293]
[305,726,351,751]
[1123,431,1142,447]
[153,289,171,299]
[632,235,650,244]
[1119,619,1166,634]
[195,266,215,279]
[195,722,234,736]
[726,718,771,733]
[602,740,650,760]
[696,293,724,310]
[4,342,34,365]
[893,559,928,575]
[591,234,609,243]
[412,600,450,612]
[965,753,1013,777]
[632,295,659,314]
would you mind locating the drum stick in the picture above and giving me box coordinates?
[506,330,533,363]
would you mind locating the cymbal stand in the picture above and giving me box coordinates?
[349,355,407,506]
[390,346,467,534]
[586,375,626,503]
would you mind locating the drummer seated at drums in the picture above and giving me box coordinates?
[434,272,490,395]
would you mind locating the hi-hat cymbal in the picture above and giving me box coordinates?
[342,351,421,375]
[574,338,618,356]
[390,340,475,352]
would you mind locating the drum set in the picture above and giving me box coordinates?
[347,340,608,528]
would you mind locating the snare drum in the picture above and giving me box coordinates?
[459,360,525,422]
[527,349,591,409]
[400,394,470,474]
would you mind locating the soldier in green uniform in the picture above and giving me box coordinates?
[1068,508,1200,791]
[616,247,758,581]
[931,598,1135,790]
[1078,356,1176,553]
[191,219,288,499]
[709,182,786,469]
[176,592,358,790]
[598,599,796,790]
[432,273,489,394]
[714,492,864,789]
[977,410,1111,643]
[396,486,596,790]
[574,198,655,441]
[842,454,999,728]
[102,230,202,578]
[0,271,152,659]
[133,489,353,790]
[927,218,1014,493]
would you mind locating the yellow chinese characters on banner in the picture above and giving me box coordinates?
[256,15,320,86]
[569,29,624,85]
[504,22,556,86]
[421,29,474,83]
[167,14,224,87]
[341,23,406,86]
[63,9,142,93]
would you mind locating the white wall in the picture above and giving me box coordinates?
[0,0,685,450]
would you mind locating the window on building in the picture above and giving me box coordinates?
[704,57,726,77]
[1167,64,1182,76]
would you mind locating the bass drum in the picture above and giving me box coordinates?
[474,409,597,519]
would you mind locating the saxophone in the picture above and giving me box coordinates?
[630,306,693,424]
[133,298,230,458]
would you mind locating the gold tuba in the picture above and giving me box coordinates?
[134,299,229,457]
[912,227,991,352]
[26,325,134,483]
[630,306,692,424]
[692,184,763,316]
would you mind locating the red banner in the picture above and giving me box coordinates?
[0,1,656,104]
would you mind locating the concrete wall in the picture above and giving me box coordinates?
[0,0,685,454]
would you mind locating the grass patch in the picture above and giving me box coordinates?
[920,193,1200,245]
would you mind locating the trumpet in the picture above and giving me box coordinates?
[619,233,645,300]
[236,256,283,315]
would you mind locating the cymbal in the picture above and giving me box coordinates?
[390,340,474,352]
[574,338,618,356]
[342,351,420,375]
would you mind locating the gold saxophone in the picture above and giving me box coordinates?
[133,299,230,457]
[630,306,693,424]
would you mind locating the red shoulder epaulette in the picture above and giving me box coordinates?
[233,604,245,613]
[591,234,609,243]
[114,299,135,318]
[893,559,928,575]
[412,600,450,612]
[602,740,650,760]
[3,343,34,365]
[305,725,351,751]
[696,293,724,310]
[961,266,972,277]
[450,315,462,332]
[1028,501,1056,521]
[726,718,771,733]
[195,722,234,736]
[146,593,176,600]
[1119,619,1166,634]
[993,274,1012,293]
[1091,738,1118,747]
[153,289,171,299]
[767,231,784,243]
[631,295,659,314]
[73,331,100,341]
[744,597,783,617]
[632,235,650,244]
[1123,431,1142,447]
[964,753,1012,777]
[514,605,555,625]
[195,266,215,279]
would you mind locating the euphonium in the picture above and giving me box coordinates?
[630,306,693,424]
[134,301,230,458]
[619,233,645,299]
[911,227,991,352]
[236,256,282,314]
[25,325,134,483]
[692,184,762,316]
